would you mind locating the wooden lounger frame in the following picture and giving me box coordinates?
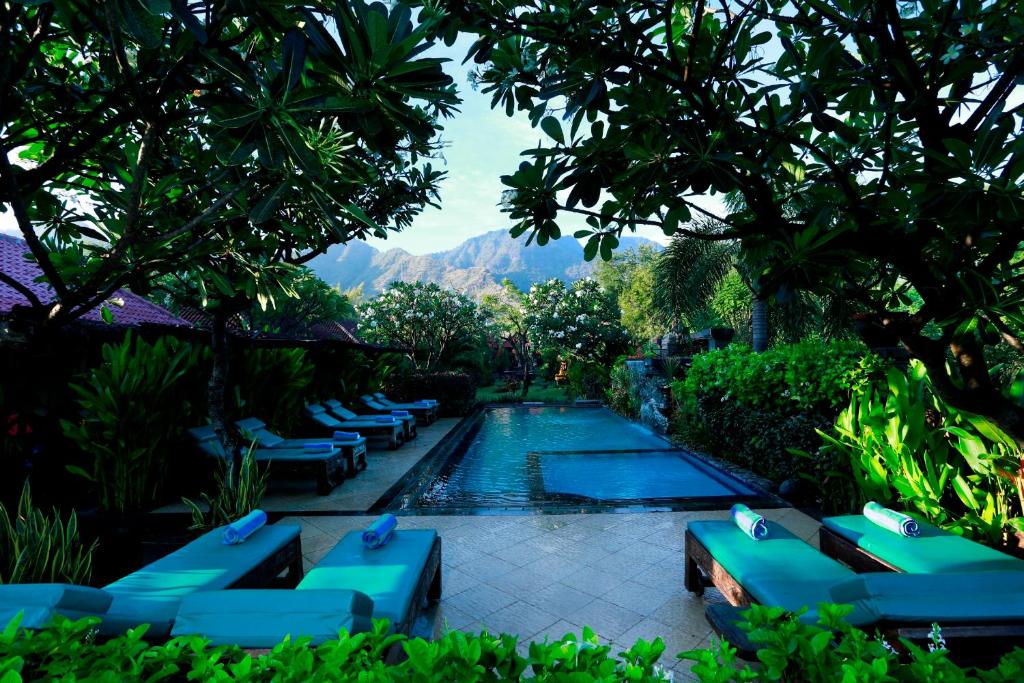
[383,535,443,663]
[233,533,305,589]
[685,528,1024,661]
[818,526,899,572]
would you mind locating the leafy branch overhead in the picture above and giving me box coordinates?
[422,0,1024,441]
[0,1,459,324]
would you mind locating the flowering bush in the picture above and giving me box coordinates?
[526,278,628,364]
[358,282,487,372]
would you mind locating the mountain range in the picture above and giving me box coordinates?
[308,229,660,299]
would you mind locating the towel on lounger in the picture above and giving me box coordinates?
[863,501,920,537]
[333,431,360,442]
[303,442,334,452]
[222,510,267,545]
[730,504,768,540]
[362,514,397,550]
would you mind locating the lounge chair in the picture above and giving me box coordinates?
[234,417,370,472]
[323,398,417,441]
[0,523,301,638]
[374,392,439,417]
[684,520,1024,657]
[819,514,1024,574]
[171,529,441,653]
[359,394,436,424]
[189,425,348,495]
[303,403,403,450]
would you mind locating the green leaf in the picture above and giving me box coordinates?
[540,116,564,145]
[249,182,288,225]
[781,160,806,182]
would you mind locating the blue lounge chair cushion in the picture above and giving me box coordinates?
[297,529,436,628]
[100,523,300,638]
[822,515,1024,574]
[688,520,872,624]
[0,584,112,629]
[829,571,1024,624]
[170,589,375,647]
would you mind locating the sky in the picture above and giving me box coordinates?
[364,35,679,255]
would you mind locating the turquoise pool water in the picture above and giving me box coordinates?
[403,406,757,511]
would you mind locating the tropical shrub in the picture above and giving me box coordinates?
[0,617,671,682]
[682,603,1024,682]
[359,282,488,372]
[607,362,639,417]
[821,361,1024,547]
[0,481,95,585]
[526,278,628,364]
[385,372,477,417]
[234,348,313,434]
[183,445,268,531]
[564,360,611,401]
[60,333,207,514]
[6,608,1024,682]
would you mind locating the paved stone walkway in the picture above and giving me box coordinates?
[283,507,822,680]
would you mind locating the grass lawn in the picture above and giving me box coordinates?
[475,380,569,404]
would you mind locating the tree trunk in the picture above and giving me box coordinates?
[519,337,531,397]
[751,293,769,352]
[207,308,239,485]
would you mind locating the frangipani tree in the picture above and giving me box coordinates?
[481,279,532,393]
[358,281,486,372]
[1,1,458,457]
[426,0,1024,441]
[526,278,627,363]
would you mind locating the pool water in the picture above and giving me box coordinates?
[395,406,759,511]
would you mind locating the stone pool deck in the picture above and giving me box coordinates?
[284,507,821,681]
[165,415,819,679]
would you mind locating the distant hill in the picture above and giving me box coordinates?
[309,229,661,299]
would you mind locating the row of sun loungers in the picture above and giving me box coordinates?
[0,518,441,654]
[186,394,439,496]
[685,511,1024,657]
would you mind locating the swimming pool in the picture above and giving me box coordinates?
[380,405,766,513]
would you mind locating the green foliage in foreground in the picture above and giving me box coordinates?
[0,616,669,682]
[5,606,1024,682]
[684,604,1024,683]
[0,482,95,585]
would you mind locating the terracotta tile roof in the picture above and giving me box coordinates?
[309,319,364,344]
[0,234,190,329]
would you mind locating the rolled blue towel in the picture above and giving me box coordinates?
[362,514,397,550]
[333,431,360,442]
[730,504,768,540]
[390,410,410,417]
[374,415,395,423]
[863,501,920,537]
[222,509,267,545]
[303,442,334,452]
